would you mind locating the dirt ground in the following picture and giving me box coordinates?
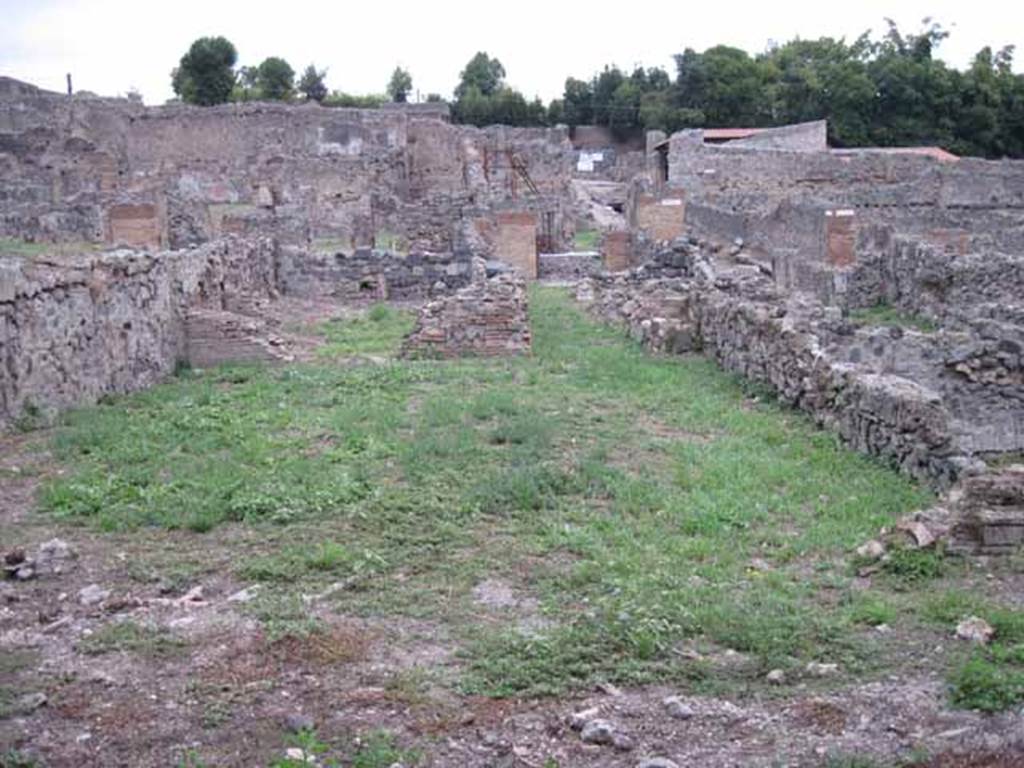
[3,431,1023,768]
[4,294,1024,768]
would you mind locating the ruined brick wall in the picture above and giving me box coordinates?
[0,237,278,428]
[494,213,537,279]
[0,80,579,258]
[401,269,530,358]
[602,231,633,272]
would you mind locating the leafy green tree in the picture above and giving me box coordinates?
[608,79,643,137]
[298,64,328,102]
[232,65,259,102]
[547,98,565,125]
[864,20,959,147]
[171,36,237,106]
[455,52,506,99]
[387,67,413,102]
[322,91,386,108]
[762,37,876,146]
[562,77,593,126]
[453,85,490,125]
[591,66,625,125]
[677,45,774,126]
[255,57,295,101]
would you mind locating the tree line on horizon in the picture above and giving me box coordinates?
[170,20,1024,158]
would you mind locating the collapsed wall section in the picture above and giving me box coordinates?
[401,264,530,358]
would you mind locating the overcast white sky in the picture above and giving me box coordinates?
[2,0,1022,105]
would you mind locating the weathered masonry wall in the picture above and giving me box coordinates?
[659,133,1024,312]
[666,138,1024,211]
[494,213,538,279]
[537,252,602,281]
[402,268,530,358]
[581,273,974,489]
[844,227,1024,325]
[0,238,278,428]
[0,78,579,269]
[276,246,474,301]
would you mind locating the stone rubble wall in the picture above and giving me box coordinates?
[401,265,530,359]
[537,252,603,282]
[579,268,974,489]
[276,245,474,301]
[845,226,1024,323]
[0,237,279,429]
[667,138,1024,212]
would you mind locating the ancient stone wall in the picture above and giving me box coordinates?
[580,272,973,488]
[0,79,578,266]
[537,252,602,281]
[719,121,828,151]
[0,237,279,428]
[667,139,1024,211]
[844,226,1024,323]
[276,245,473,301]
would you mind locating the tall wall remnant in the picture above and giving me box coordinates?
[494,212,538,279]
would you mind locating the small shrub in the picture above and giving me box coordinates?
[880,547,944,584]
[949,653,1024,712]
[367,303,391,323]
[1,750,40,768]
[352,730,419,768]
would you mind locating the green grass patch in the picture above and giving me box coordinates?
[573,228,601,251]
[849,303,938,333]
[1,751,41,768]
[238,541,386,583]
[374,231,407,254]
[949,651,1024,712]
[40,286,933,695]
[916,592,1024,712]
[78,620,186,658]
[879,546,946,585]
[268,729,418,768]
[0,236,100,259]
[314,304,415,358]
[310,235,353,254]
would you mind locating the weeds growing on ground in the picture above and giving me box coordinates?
[43,287,945,697]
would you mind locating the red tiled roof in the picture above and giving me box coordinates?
[702,128,766,140]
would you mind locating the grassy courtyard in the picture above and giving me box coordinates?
[39,286,1003,700]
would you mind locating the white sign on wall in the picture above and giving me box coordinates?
[577,151,605,172]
